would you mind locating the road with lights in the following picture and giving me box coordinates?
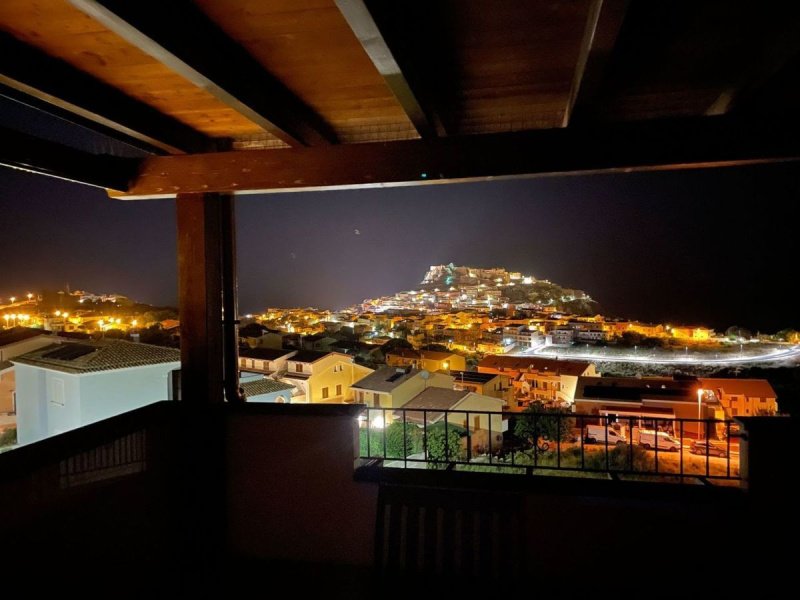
[508,344,800,365]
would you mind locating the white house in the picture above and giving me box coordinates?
[12,340,180,445]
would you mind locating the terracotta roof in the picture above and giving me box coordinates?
[478,355,592,377]
[698,378,776,399]
[241,378,294,399]
[0,326,50,347]
[12,340,180,374]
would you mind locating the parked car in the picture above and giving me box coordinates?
[637,429,681,452]
[584,424,627,445]
[690,440,728,458]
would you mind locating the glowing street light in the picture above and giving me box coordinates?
[26,293,33,300]
[9,296,15,304]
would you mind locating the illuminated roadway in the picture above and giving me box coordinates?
[507,344,800,365]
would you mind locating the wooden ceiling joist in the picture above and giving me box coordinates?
[114,115,800,199]
[564,0,630,127]
[0,31,210,155]
[0,126,134,191]
[335,0,438,139]
[69,0,337,148]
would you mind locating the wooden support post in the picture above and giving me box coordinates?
[176,193,225,404]
[220,193,242,404]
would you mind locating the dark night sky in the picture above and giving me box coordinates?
[1,160,799,332]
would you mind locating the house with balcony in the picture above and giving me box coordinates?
[450,370,513,405]
[385,348,466,372]
[238,347,296,376]
[478,355,597,410]
[698,377,778,417]
[280,351,373,403]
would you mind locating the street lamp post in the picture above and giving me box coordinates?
[696,388,704,440]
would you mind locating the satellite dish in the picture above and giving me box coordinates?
[420,370,430,380]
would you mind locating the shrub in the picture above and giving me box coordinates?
[0,427,17,448]
[385,421,424,458]
[425,424,465,468]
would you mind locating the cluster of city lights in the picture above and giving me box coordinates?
[3,313,31,325]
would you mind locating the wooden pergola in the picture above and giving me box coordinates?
[2,0,800,403]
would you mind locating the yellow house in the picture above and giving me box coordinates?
[698,378,778,417]
[280,351,373,404]
[450,370,513,405]
[352,366,454,429]
[670,326,713,341]
[385,348,466,372]
[399,387,506,454]
[478,355,597,411]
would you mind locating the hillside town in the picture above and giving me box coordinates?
[1,265,789,464]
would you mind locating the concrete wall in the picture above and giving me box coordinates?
[226,407,377,566]
[15,362,177,444]
[0,369,15,414]
[0,335,53,363]
[15,364,48,444]
[80,363,178,426]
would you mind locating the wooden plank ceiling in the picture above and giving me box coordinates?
[1,0,799,193]
[0,0,265,140]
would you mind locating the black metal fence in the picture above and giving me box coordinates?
[359,407,741,483]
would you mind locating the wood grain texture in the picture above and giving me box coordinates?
[0,0,266,138]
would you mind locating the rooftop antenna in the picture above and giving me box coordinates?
[420,369,430,389]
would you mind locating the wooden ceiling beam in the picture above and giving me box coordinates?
[0,31,210,155]
[70,0,336,148]
[113,115,800,199]
[564,0,630,127]
[335,0,438,139]
[0,127,135,191]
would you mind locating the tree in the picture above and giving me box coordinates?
[420,343,449,352]
[381,338,413,354]
[103,328,128,340]
[425,424,465,467]
[776,329,800,344]
[239,322,267,338]
[139,325,176,347]
[514,402,574,444]
[385,421,424,458]
[725,325,751,341]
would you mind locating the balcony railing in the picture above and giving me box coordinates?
[359,408,741,483]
